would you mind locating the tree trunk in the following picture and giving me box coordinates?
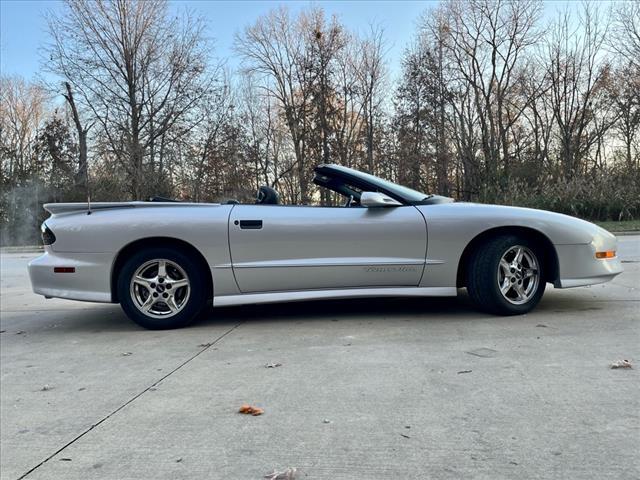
[64,82,89,194]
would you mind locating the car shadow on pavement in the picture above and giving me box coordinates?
[4,288,599,334]
[207,291,478,324]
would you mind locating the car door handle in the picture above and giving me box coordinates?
[238,220,263,229]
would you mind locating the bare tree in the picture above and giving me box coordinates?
[444,0,543,190]
[546,4,614,179]
[46,0,213,199]
[608,64,640,171]
[62,82,91,193]
[609,0,640,69]
[0,77,47,181]
[236,7,317,203]
[357,25,387,174]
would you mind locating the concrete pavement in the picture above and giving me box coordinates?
[1,237,639,479]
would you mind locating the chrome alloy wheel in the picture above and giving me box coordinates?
[497,245,540,305]
[129,259,191,318]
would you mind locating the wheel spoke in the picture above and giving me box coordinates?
[166,296,179,313]
[500,277,511,294]
[500,259,510,274]
[523,268,538,279]
[514,247,524,264]
[140,294,156,312]
[168,278,189,289]
[513,282,526,300]
[157,260,167,277]
[133,275,153,290]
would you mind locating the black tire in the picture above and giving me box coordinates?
[117,247,208,329]
[466,234,546,315]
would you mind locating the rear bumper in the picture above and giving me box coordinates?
[554,243,623,288]
[28,250,114,303]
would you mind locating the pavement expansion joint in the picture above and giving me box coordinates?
[15,321,245,480]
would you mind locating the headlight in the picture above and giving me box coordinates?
[41,223,56,245]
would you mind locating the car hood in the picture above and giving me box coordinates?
[417,201,615,246]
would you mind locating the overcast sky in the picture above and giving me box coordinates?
[1,0,592,84]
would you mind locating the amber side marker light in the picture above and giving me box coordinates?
[595,251,616,259]
[54,267,75,273]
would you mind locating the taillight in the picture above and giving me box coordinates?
[41,223,56,245]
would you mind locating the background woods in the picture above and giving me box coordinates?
[1,0,639,245]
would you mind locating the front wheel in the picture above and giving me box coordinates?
[118,247,208,329]
[466,235,546,315]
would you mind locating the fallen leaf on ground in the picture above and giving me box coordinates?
[264,467,297,480]
[16,330,26,335]
[400,433,411,439]
[457,370,472,374]
[198,343,213,348]
[610,359,633,369]
[121,352,132,356]
[41,384,53,391]
[238,404,264,416]
[59,458,72,462]
[322,419,331,424]
[536,324,548,328]
[265,363,282,368]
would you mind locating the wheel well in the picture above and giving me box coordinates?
[456,227,559,287]
[110,237,213,303]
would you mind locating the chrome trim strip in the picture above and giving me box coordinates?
[215,259,445,269]
[232,262,425,269]
[213,286,457,307]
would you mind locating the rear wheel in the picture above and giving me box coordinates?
[466,235,546,315]
[118,247,207,329]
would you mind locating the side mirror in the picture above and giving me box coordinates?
[360,191,402,208]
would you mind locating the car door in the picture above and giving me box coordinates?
[228,205,427,293]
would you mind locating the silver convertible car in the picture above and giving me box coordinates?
[28,164,622,329]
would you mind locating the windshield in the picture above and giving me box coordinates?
[356,170,429,202]
[325,165,430,202]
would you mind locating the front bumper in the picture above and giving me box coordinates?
[555,242,623,288]
[28,249,115,303]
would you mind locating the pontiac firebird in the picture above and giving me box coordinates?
[28,164,622,329]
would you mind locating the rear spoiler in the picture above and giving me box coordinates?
[43,202,136,215]
[43,201,218,215]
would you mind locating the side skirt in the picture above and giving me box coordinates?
[213,286,457,307]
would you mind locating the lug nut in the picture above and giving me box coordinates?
[162,293,168,298]
[150,283,156,288]
[166,284,172,289]
[153,292,158,297]
[158,278,164,283]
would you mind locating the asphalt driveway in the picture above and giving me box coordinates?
[1,236,638,479]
